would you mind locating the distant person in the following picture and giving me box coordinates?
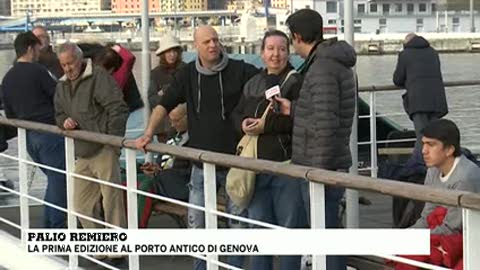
[54,42,129,268]
[135,25,259,270]
[32,25,63,79]
[231,29,306,270]
[148,35,185,143]
[277,9,357,270]
[1,31,66,228]
[393,33,448,164]
[411,119,480,234]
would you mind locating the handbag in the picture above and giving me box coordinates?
[226,104,270,210]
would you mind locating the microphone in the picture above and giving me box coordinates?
[264,74,281,112]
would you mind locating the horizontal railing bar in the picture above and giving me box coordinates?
[132,189,283,229]
[358,79,480,93]
[0,215,22,230]
[0,181,122,230]
[2,117,480,211]
[0,152,129,193]
[377,255,452,270]
[79,254,121,270]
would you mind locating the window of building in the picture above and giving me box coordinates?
[407,3,414,14]
[431,3,436,12]
[354,19,362,24]
[327,19,336,25]
[394,3,402,13]
[370,3,377,12]
[383,4,390,14]
[453,17,460,24]
[379,18,387,25]
[416,18,423,24]
[419,3,426,12]
[357,4,365,14]
[326,1,337,13]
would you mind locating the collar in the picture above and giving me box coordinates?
[298,40,322,74]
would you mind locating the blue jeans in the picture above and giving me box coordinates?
[26,131,67,228]
[188,165,247,270]
[301,179,346,270]
[248,173,307,270]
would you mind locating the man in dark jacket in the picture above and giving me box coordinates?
[1,31,66,228]
[135,25,258,270]
[393,33,448,163]
[32,25,64,80]
[277,9,356,270]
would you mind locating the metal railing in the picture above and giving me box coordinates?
[0,79,480,269]
[358,79,480,178]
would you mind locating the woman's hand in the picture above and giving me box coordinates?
[242,117,265,135]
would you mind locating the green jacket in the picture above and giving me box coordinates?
[54,59,129,158]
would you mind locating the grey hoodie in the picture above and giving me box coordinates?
[291,38,357,170]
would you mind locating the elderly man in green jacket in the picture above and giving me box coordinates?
[54,42,129,264]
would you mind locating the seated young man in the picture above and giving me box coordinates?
[410,119,480,235]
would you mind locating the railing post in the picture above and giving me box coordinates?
[203,162,218,270]
[346,74,359,229]
[65,137,78,270]
[463,208,480,270]
[17,128,29,246]
[126,148,140,270]
[370,91,378,178]
[310,182,326,270]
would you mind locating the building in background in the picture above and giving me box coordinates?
[0,0,11,16]
[185,0,208,11]
[112,0,160,13]
[287,0,479,34]
[101,0,112,11]
[208,0,227,10]
[10,0,103,17]
[270,0,289,9]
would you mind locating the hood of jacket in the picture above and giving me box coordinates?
[315,38,357,68]
[404,35,430,49]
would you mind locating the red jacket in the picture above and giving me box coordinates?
[393,206,463,270]
[112,45,135,94]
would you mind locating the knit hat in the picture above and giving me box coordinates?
[155,35,181,55]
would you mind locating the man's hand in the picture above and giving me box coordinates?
[63,118,78,130]
[135,134,152,153]
[274,96,291,116]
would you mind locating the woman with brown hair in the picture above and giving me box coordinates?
[148,35,185,142]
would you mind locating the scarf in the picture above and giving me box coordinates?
[195,48,229,120]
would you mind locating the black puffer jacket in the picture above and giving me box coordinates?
[393,36,448,119]
[232,65,302,161]
[292,38,357,170]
